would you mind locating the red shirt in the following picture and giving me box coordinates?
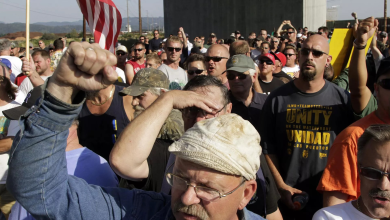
[126,60,145,75]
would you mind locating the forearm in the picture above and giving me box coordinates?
[265,154,286,189]
[181,30,188,48]
[276,24,284,35]
[28,73,45,87]
[110,92,174,179]
[7,81,84,218]
[349,46,372,113]
[0,137,13,153]
[125,64,134,85]
[323,191,348,207]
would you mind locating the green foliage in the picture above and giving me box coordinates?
[66,29,79,38]
[40,33,57,40]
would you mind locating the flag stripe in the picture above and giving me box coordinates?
[76,0,122,53]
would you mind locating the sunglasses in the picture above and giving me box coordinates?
[134,48,144,52]
[205,56,228,62]
[188,69,204,75]
[318,32,323,35]
[287,32,295,34]
[259,59,274,65]
[167,47,181,52]
[360,167,390,181]
[227,72,248,80]
[116,52,126,56]
[261,47,269,50]
[284,53,295,57]
[300,48,328,57]
[272,41,279,43]
[378,79,390,90]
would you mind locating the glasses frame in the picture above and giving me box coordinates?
[360,166,390,181]
[167,47,182,52]
[284,53,296,57]
[187,69,205,75]
[300,48,328,57]
[134,48,144,52]
[227,72,249,80]
[205,56,228,62]
[259,59,274,65]
[166,173,246,201]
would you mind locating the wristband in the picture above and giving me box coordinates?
[353,39,366,50]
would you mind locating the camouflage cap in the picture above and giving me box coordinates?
[119,68,170,96]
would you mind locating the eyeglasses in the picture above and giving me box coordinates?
[188,69,204,75]
[166,173,245,202]
[227,72,249,80]
[259,59,274,65]
[167,47,182,52]
[360,167,390,181]
[116,52,126,56]
[261,47,269,50]
[318,32,323,35]
[300,48,328,57]
[378,79,390,90]
[284,53,295,57]
[154,33,159,35]
[181,103,227,119]
[134,48,144,52]
[287,32,295,34]
[205,56,228,62]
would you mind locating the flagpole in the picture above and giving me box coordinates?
[25,0,30,75]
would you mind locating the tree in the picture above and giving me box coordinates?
[67,29,79,38]
[40,33,57,40]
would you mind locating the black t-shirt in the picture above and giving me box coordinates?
[273,71,293,82]
[259,77,285,95]
[121,138,173,192]
[260,80,354,217]
[149,38,162,52]
[230,90,280,217]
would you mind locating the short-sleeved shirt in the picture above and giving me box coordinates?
[149,38,163,52]
[282,65,300,79]
[313,201,375,220]
[259,77,285,95]
[50,51,63,72]
[316,112,384,201]
[260,80,355,215]
[158,64,188,90]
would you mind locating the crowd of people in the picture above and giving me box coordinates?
[0,15,388,220]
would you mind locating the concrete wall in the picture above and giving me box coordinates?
[163,0,327,39]
[303,0,327,31]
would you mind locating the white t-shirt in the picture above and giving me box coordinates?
[0,55,22,83]
[116,67,126,83]
[200,47,207,53]
[282,64,300,79]
[313,201,376,220]
[0,101,21,184]
[158,64,188,90]
[19,75,50,97]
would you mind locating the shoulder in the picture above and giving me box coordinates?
[266,81,295,99]
[313,202,352,220]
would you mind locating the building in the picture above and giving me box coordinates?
[163,0,327,38]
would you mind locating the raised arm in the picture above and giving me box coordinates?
[125,63,135,85]
[349,17,378,114]
[21,56,45,87]
[110,90,220,180]
[179,27,188,49]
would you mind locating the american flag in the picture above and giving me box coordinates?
[76,0,122,53]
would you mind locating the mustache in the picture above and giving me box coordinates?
[370,189,390,200]
[173,202,209,220]
[302,60,316,67]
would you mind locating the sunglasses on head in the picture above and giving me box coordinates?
[227,72,248,80]
[188,69,204,75]
[167,47,181,52]
[284,53,295,57]
[259,59,274,65]
[378,79,390,90]
[360,167,390,181]
[205,56,228,62]
[300,48,328,57]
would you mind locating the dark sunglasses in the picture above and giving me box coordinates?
[259,59,274,65]
[284,53,295,57]
[167,47,182,52]
[300,48,328,57]
[318,32,323,35]
[205,56,228,62]
[188,69,204,75]
[287,32,295,34]
[360,167,390,181]
[227,72,248,80]
[378,79,390,90]
[116,52,126,56]
[134,48,144,52]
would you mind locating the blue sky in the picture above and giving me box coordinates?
[0,0,386,23]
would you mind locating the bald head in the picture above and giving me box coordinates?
[206,44,230,78]
[207,44,229,57]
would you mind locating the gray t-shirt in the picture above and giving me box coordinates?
[158,64,188,90]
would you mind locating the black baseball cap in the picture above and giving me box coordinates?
[376,56,390,82]
[3,86,43,120]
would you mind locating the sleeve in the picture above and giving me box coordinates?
[6,120,19,137]
[317,129,360,201]
[312,209,330,220]
[260,96,277,155]
[332,68,349,91]
[353,94,378,119]
[18,78,32,95]
[260,154,280,215]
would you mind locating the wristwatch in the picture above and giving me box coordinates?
[353,39,366,50]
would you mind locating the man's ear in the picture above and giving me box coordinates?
[326,55,332,66]
[238,179,257,210]
[160,88,168,93]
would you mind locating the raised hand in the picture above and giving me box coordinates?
[21,55,37,76]
[353,16,378,47]
[47,42,118,103]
